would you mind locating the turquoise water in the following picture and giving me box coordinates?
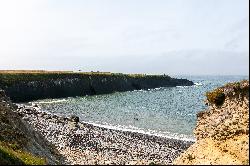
[31,75,248,141]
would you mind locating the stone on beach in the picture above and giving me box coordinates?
[69,115,80,123]
[15,105,193,165]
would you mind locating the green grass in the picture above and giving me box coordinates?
[0,141,46,165]
[0,70,170,87]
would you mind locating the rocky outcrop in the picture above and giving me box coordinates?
[0,72,194,102]
[0,89,62,164]
[174,80,249,165]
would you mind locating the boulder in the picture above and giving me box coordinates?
[0,89,5,97]
[69,115,80,123]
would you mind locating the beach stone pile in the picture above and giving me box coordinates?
[15,104,193,165]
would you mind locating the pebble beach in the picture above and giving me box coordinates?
[15,104,194,165]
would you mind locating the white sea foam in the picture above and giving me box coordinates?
[176,85,190,88]
[177,82,203,88]
[80,120,196,142]
[194,82,203,86]
[32,99,67,104]
[133,89,147,93]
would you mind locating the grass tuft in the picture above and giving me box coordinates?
[0,141,46,165]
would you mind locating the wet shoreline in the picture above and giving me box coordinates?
[16,104,194,165]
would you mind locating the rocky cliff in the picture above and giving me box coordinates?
[0,89,62,164]
[174,80,249,165]
[0,72,194,102]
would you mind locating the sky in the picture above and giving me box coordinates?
[0,0,249,75]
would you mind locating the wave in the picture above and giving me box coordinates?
[31,99,68,104]
[133,89,147,92]
[133,87,163,92]
[176,85,190,88]
[176,82,203,88]
[194,82,203,86]
[80,120,195,142]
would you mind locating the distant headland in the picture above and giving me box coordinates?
[0,70,194,102]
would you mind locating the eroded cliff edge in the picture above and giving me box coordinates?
[0,71,193,102]
[174,80,249,165]
[0,90,62,164]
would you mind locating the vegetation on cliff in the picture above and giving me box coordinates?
[0,70,193,102]
[174,80,249,165]
[0,90,61,165]
[0,142,46,165]
[0,70,171,86]
[206,80,249,107]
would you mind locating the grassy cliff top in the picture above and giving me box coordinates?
[0,70,169,77]
[206,80,249,107]
[0,70,172,86]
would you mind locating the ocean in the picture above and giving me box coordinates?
[30,75,248,142]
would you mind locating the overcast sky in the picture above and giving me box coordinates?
[0,0,249,75]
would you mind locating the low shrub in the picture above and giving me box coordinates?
[206,88,225,107]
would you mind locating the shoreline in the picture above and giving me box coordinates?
[22,101,196,143]
[75,121,196,142]
[16,104,194,165]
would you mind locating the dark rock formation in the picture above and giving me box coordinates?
[0,72,194,102]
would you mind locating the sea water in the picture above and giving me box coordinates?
[30,75,248,141]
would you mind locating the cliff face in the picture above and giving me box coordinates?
[0,89,61,164]
[0,72,193,102]
[174,80,249,165]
